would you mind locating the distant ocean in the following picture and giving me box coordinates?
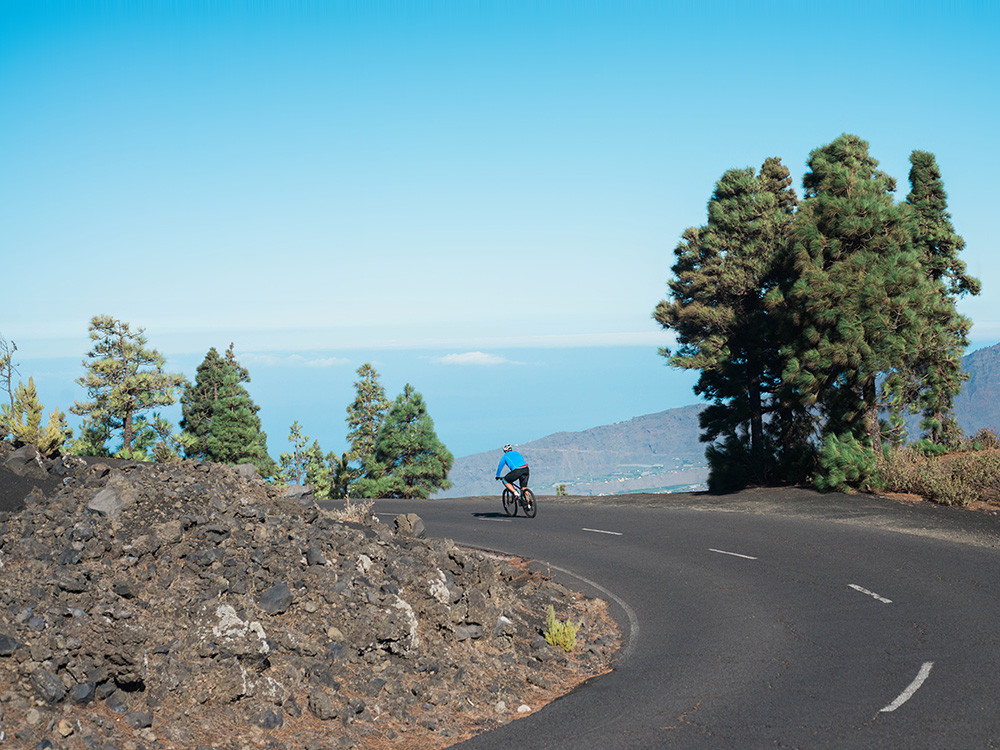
[20,345,700,461]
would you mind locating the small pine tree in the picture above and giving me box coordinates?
[0,335,18,437]
[0,377,71,456]
[355,384,453,498]
[303,441,333,500]
[330,452,353,499]
[124,413,183,462]
[279,421,310,485]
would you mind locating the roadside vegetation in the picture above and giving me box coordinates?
[655,134,985,499]
[878,429,1000,507]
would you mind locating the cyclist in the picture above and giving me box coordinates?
[496,444,529,498]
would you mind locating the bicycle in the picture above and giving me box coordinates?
[501,484,537,518]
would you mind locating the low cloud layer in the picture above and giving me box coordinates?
[242,353,350,368]
[435,352,516,366]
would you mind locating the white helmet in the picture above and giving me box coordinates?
[503,444,513,452]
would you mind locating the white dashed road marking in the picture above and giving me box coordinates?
[849,584,892,604]
[583,528,623,536]
[708,548,758,560]
[881,662,934,712]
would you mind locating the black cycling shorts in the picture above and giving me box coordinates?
[504,466,529,489]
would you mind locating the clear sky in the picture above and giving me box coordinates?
[2,1,998,459]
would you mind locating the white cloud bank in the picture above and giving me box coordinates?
[435,352,518,366]
[241,353,351,368]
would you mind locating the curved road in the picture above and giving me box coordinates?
[365,490,1000,749]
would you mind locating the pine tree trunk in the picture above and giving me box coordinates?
[864,379,882,456]
[749,373,764,484]
[123,406,134,453]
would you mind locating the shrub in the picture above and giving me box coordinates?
[968,428,1000,452]
[330,498,375,524]
[880,446,1000,506]
[911,439,949,457]
[814,433,878,492]
[544,605,580,653]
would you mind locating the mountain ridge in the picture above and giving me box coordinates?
[438,342,1000,498]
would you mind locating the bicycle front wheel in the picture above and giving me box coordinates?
[502,488,517,517]
[522,488,537,518]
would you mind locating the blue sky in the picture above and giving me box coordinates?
[2,1,998,459]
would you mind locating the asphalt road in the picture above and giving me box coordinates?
[362,490,1000,749]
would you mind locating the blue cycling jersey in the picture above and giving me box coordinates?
[496,450,527,478]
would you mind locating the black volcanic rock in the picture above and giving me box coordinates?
[0,451,619,747]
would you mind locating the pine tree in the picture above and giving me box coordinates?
[279,421,310,485]
[345,362,391,485]
[654,157,798,489]
[773,134,932,487]
[302,441,333,500]
[129,413,183,462]
[0,335,18,432]
[180,345,275,476]
[896,150,980,444]
[0,377,71,456]
[180,347,228,459]
[71,316,185,456]
[330,452,352,499]
[354,384,453,498]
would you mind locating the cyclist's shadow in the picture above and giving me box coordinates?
[472,512,511,519]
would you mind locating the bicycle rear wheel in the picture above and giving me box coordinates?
[502,488,517,517]
[522,488,537,518]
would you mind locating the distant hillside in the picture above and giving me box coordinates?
[953,342,1000,436]
[439,342,1000,499]
[436,404,707,498]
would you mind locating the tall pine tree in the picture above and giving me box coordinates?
[354,384,453,499]
[72,316,185,456]
[345,363,391,490]
[180,347,230,458]
[180,344,274,476]
[654,157,798,489]
[772,134,932,488]
[894,151,980,443]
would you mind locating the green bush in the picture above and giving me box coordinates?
[814,433,878,492]
[544,605,580,653]
[968,428,1000,452]
[911,439,949,457]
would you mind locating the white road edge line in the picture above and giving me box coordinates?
[708,548,758,560]
[849,584,893,604]
[880,662,934,712]
[583,528,623,536]
[547,562,640,662]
